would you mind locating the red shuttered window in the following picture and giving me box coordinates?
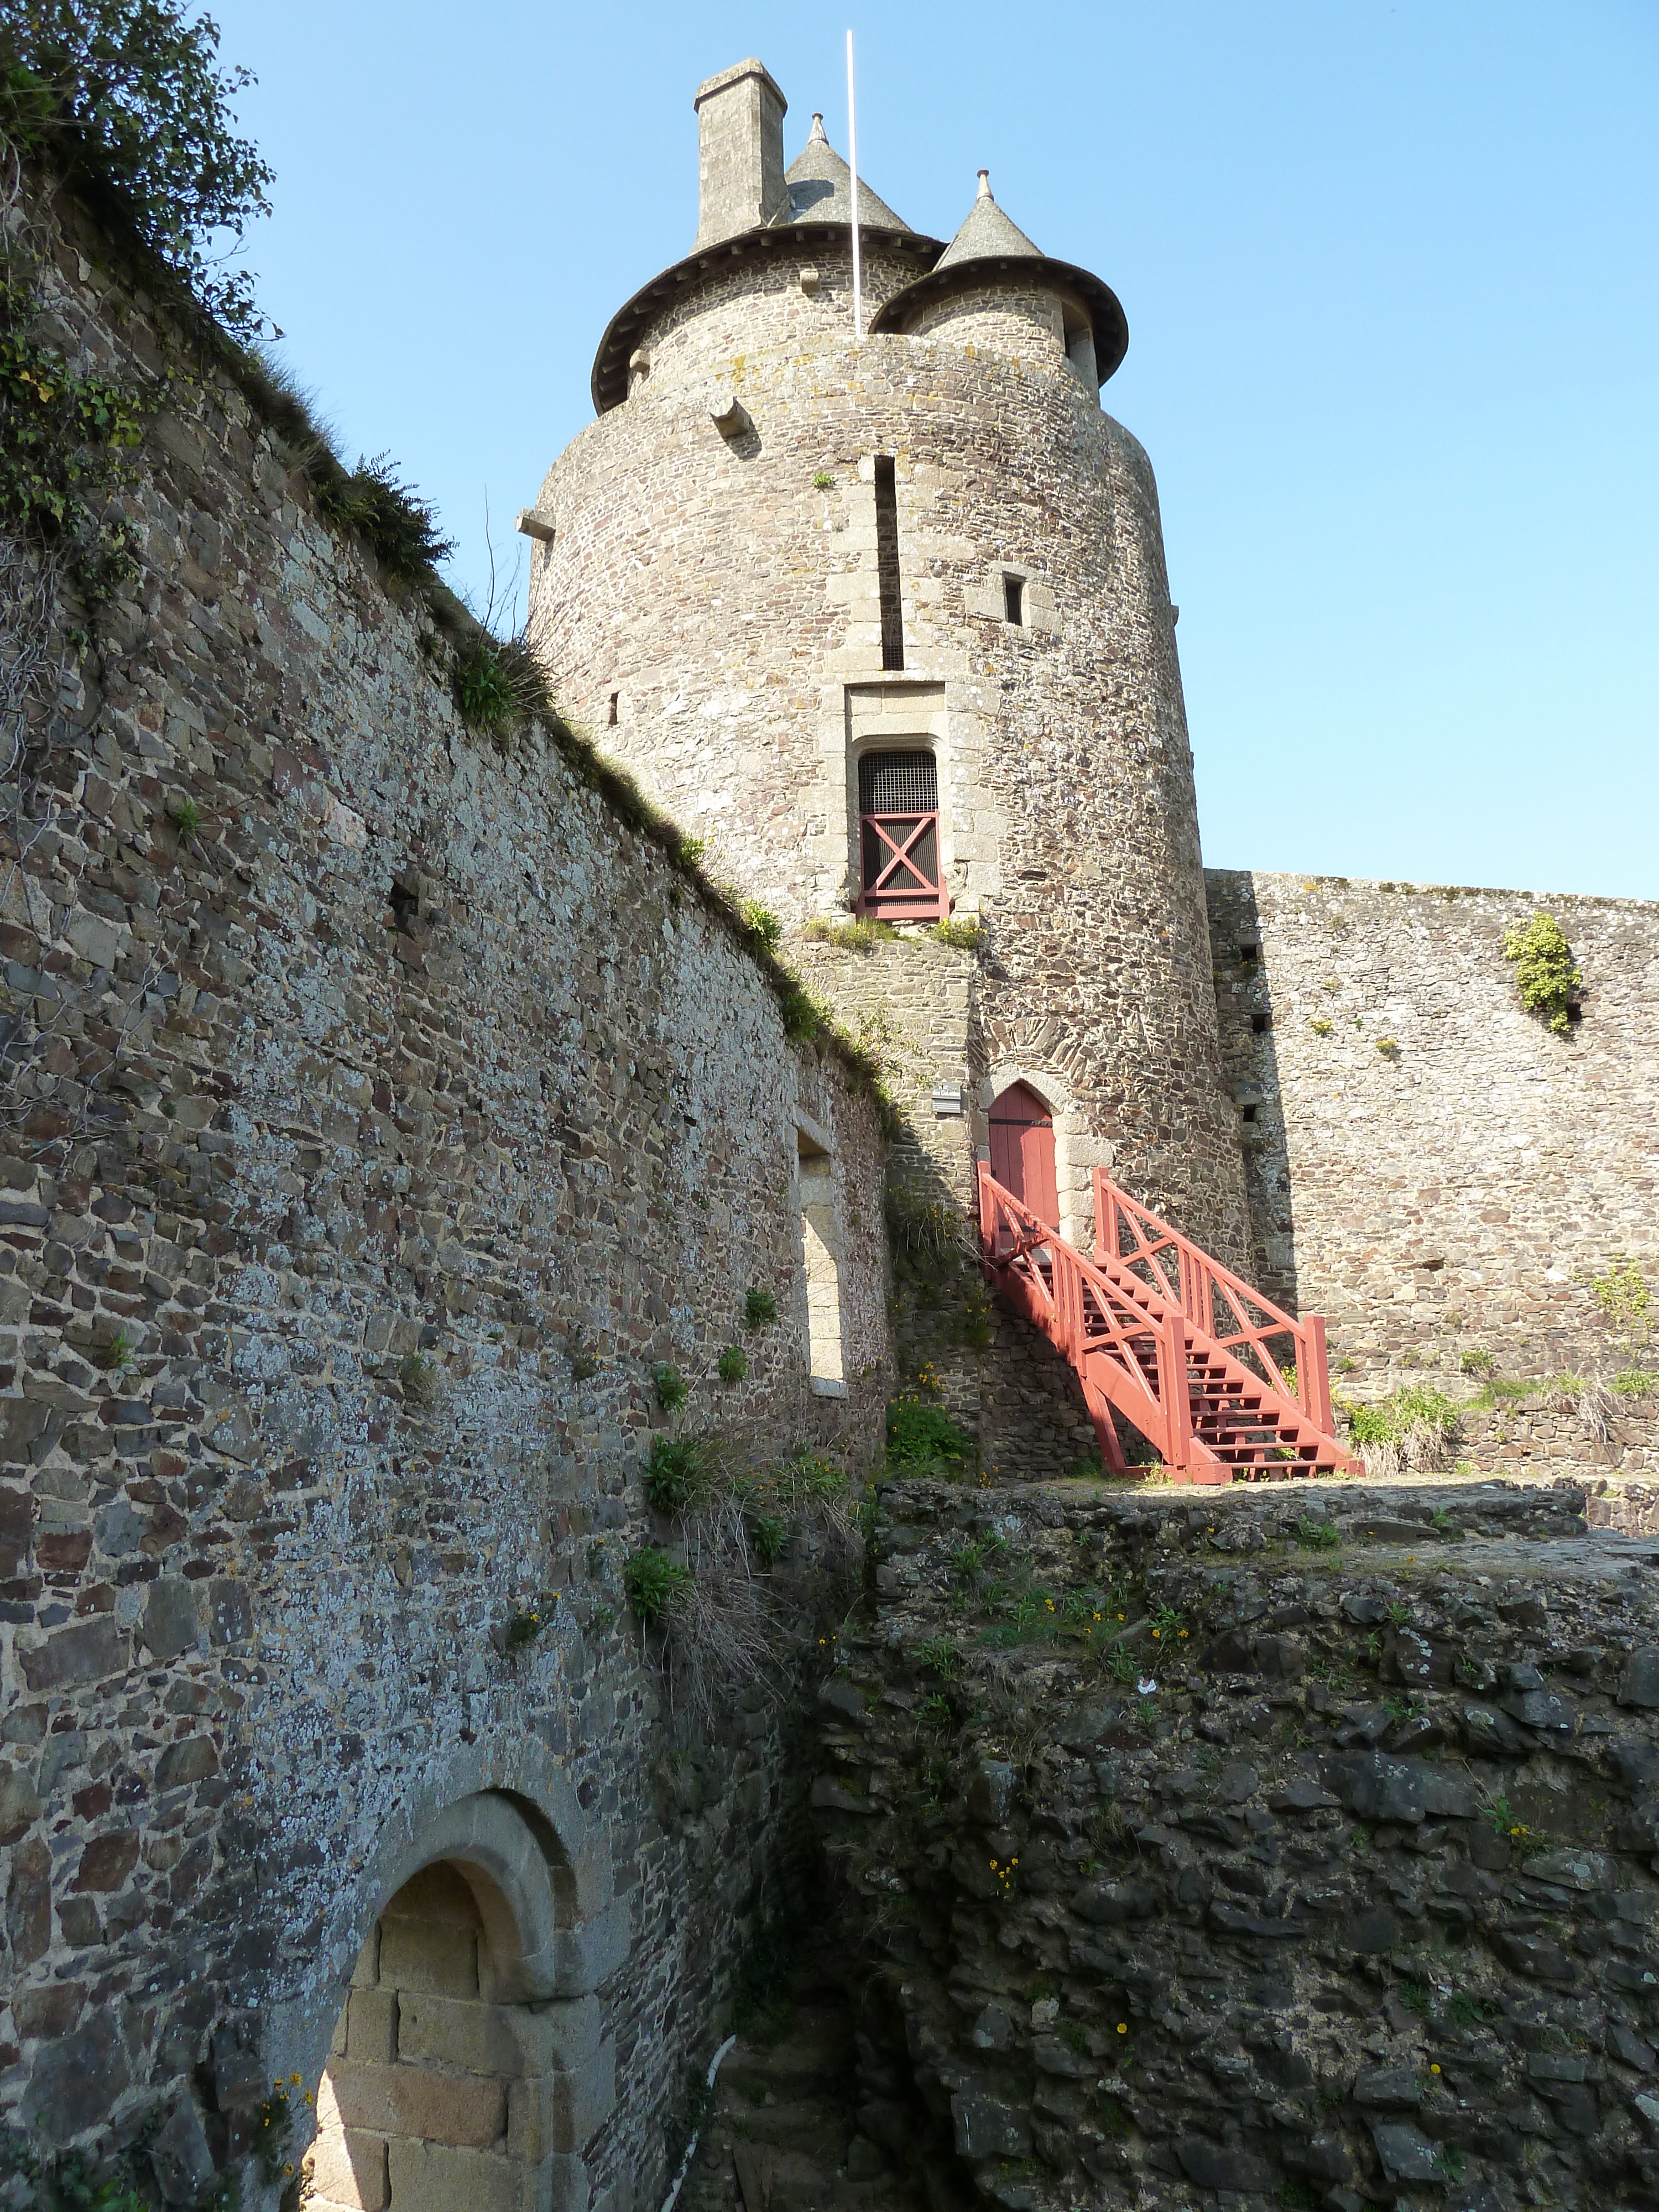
[856,751,947,922]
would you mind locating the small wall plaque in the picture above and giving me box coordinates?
[931,1082,963,1117]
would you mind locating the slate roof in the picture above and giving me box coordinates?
[781,114,910,233]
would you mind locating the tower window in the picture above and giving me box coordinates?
[607,691,619,726]
[873,456,904,671]
[857,750,946,923]
[1003,574,1025,625]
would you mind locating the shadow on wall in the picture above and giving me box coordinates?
[1207,875,1303,1316]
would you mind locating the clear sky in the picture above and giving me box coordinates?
[207,1,1658,899]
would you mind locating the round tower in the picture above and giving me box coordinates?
[526,58,1249,1272]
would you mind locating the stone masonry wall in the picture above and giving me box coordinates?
[1207,871,1659,1402]
[792,931,1097,1480]
[813,1470,1659,2212]
[0,172,890,2208]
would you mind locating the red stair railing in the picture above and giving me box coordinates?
[1092,1169,1335,1435]
[977,1164,1352,1484]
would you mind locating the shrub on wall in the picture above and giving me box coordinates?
[1503,912,1581,1035]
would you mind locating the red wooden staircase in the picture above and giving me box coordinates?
[977,1165,1354,1483]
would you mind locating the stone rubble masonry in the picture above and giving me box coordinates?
[813,1470,1659,2210]
[1207,872,1659,1413]
[0,170,891,2209]
[529,217,1254,1277]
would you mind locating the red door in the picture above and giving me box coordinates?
[988,1082,1059,1229]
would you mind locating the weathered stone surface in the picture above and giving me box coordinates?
[1208,871,1659,1441]
[0,154,890,2208]
[813,1473,1659,2210]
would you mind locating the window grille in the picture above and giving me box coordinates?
[859,752,937,814]
[857,750,946,922]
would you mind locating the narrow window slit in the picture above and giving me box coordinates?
[874,456,904,671]
[607,691,619,727]
[1003,574,1024,625]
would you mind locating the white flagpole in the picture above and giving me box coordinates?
[847,29,863,342]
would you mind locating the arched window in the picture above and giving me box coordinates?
[988,1081,1059,1229]
[857,751,946,922]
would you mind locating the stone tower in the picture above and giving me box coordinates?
[527,57,1249,1293]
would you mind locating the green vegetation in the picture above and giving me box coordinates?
[811,470,835,491]
[930,915,987,951]
[1583,1256,1652,1348]
[643,1433,702,1514]
[398,1351,438,1406]
[1374,1036,1400,1058]
[1342,1383,1459,1473]
[1459,1347,1494,1376]
[1,0,274,335]
[1293,1512,1339,1551]
[779,984,827,1041]
[623,1546,689,1625]
[744,1287,777,1329]
[912,1634,959,1679]
[885,1183,964,1266]
[748,1513,785,1564]
[1504,911,1581,1034]
[1615,1369,1659,1398]
[318,455,454,583]
[716,1344,748,1384]
[885,1396,973,1470]
[652,1362,687,1412]
[504,1609,544,1650]
[95,1326,133,1372]
[1310,1017,1333,1036]
[804,915,898,953]
[738,899,782,952]
[166,792,201,843]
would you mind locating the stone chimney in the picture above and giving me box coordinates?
[693,59,788,251]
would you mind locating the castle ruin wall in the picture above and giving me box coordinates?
[0,174,889,2209]
[1208,869,1659,1417]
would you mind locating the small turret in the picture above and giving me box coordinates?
[873,169,1127,390]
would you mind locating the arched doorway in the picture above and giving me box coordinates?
[988,1081,1059,1229]
[298,1793,616,2212]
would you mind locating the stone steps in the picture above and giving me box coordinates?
[682,1955,922,2212]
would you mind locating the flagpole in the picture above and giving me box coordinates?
[847,29,863,342]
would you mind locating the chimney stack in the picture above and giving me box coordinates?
[693,60,788,251]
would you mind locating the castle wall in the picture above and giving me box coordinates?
[531,262,1252,1272]
[1207,870,1659,1401]
[0,176,889,2205]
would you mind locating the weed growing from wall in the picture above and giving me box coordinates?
[316,455,453,583]
[1340,1384,1459,1475]
[644,1433,702,1512]
[1503,912,1581,1034]
[624,1546,689,1626]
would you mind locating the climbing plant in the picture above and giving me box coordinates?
[1503,911,1580,1035]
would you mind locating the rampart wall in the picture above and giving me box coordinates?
[0,174,889,2209]
[1207,872,1659,1401]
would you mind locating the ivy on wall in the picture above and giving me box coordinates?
[1503,911,1581,1035]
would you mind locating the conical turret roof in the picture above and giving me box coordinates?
[781,114,910,232]
[871,168,1129,385]
[935,170,1042,269]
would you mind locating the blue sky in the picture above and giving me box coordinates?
[209,1,1658,898]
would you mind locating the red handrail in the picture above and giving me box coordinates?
[1092,1168,1334,1433]
[977,1164,1351,1483]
